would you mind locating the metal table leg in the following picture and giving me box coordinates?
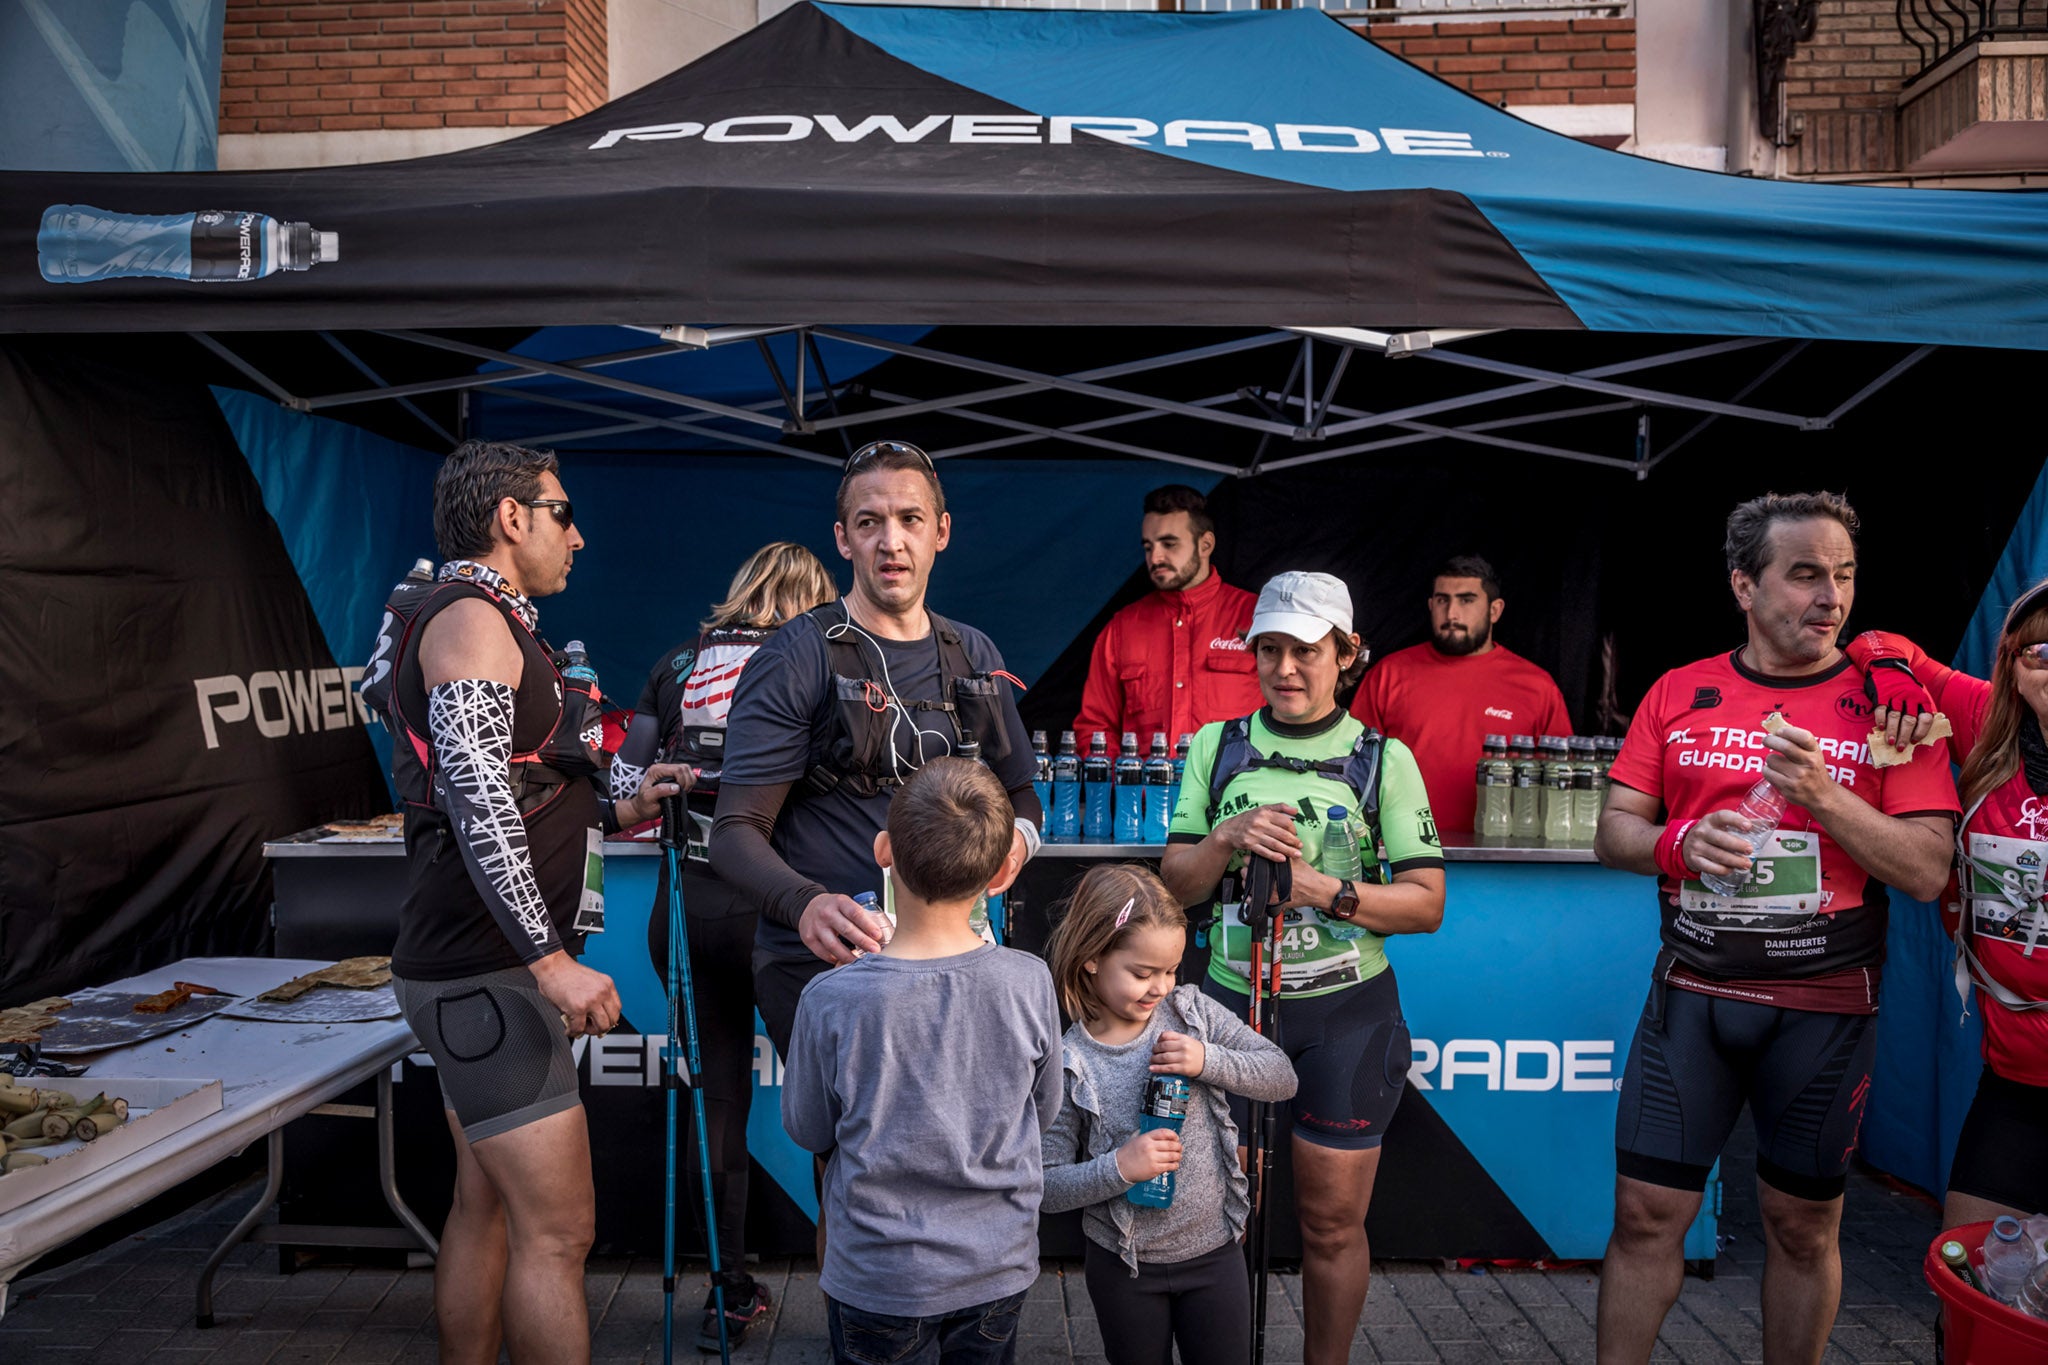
[195,1129,284,1328]
[376,1066,438,1258]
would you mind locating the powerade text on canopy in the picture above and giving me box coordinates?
[718,609,1035,961]
[1609,651,1959,984]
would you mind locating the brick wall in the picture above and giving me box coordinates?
[1360,18,1636,107]
[220,0,603,137]
[1778,0,1920,173]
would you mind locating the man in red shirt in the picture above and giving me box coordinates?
[1348,555,1570,831]
[1073,485,1262,745]
[1592,492,1957,1365]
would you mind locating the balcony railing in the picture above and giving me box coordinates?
[1899,1,2048,83]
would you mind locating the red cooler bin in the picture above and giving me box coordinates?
[1923,1221,2048,1363]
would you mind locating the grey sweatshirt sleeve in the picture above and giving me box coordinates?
[1040,1069,1134,1215]
[1032,970,1064,1135]
[1192,993,1298,1102]
[779,988,838,1154]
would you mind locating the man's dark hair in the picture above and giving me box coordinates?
[886,757,1013,903]
[434,440,560,561]
[1143,484,1214,539]
[835,446,946,526]
[1435,554,1500,601]
[1724,491,1860,581]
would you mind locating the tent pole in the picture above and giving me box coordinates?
[800,334,857,457]
[1645,341,1812,474]
[303,341,685,412]
[485,387,843,467]
[189,333,299,408]
[316,331,455,447]
[1413,348,1824,429]
[1820,345,1936,426]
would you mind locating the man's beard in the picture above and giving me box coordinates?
[1152,558,1202,593]
[1434,620,1491,656]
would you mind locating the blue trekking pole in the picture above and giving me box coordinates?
[661,789,730,1365]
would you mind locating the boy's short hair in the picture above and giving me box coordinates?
[886,758,1013,903]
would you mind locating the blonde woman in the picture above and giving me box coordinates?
[611,541,837,1350]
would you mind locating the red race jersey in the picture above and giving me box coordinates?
[1349,641,1571,832]
[1611,650,1959,988]
[1073,572,1262,746]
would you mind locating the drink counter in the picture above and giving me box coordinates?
[262,828,1717,1268]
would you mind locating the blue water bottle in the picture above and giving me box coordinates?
[1141,732,1175,842]
[1113,732,1145,843]
[38,205,339,284]
[1126,1075,1191,1209]
[1083,732,1113,842]
[1030,730,1052,818]
[1050,731,1082,844]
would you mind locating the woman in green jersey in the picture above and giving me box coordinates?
[1160,571,1446,1365]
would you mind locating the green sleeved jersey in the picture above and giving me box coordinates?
[1170,709,1443,998]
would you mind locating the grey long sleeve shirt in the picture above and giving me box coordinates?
[1041,985,1296,1272]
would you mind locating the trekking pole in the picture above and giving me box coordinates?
[661,790,730,1365]
[1239,856,1290,1365]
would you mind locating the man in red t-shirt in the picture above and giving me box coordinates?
[1592,492,1957,1365]
[1348,555,1570,831]
[1072,485,1262,747]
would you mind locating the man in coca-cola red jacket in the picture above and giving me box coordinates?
[1073,485,1262,749]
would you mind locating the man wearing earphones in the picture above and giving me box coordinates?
[711,440,1043,1067]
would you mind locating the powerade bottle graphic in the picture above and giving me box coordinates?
[1051,731,1082,844]
[1126,1075,1191,1209]
[1141,732,1175,843]
[1030,730,1052,819]
[38,205,339,284]
[1114,732,1145,844]
[1083,732,1113,842]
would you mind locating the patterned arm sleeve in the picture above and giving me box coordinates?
[427,678,563,963]
[610,709,659,804]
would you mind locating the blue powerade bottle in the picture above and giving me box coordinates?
[1126,1075,1191,1209]
[1050,730,1082,844]
[1030,730,1052,818]
[38,205,339,283]
[1141,732,1175,842]
[1083,732,1113,842]
[1114,732,1145,843]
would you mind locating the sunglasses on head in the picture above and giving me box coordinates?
[843,440,935,477]
[520,498,574,529]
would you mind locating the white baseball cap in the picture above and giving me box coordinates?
[1247,571,1354,644]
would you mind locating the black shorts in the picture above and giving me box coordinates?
[1202,968,1409,1151]
[754,948,830,1063]
[1614,976,1877,1202]
[1949,1065,2048,1213]
[395,967,581,1144]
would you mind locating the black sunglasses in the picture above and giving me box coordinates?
[520,498,574,528]
[843,440,935,477]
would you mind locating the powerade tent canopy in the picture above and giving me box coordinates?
[5,1,2048,348]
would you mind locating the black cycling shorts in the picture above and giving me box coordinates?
[1614,976,1876,1202]
[1203,967,1409,1151]
[395,967,582,1144]
[1949,1065,2048,1214]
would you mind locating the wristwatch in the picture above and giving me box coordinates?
[1329,879,1360,920]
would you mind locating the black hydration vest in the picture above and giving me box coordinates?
[801,600,1015,800]
[661,623,776,775]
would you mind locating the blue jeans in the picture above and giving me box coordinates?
[826,1290,1026,1365]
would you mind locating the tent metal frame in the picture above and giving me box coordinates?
[188,323,1937,479]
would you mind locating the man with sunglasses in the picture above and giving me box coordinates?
[1590,491,1957,1365]
[711,438,1042,1066]
[374,441,686,1364]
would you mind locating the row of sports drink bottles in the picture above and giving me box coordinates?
[1030,730,1192,844]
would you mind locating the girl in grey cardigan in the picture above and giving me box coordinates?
[1042,865,1297,1365]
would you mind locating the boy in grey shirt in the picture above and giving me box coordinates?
[782,757,1059,1364]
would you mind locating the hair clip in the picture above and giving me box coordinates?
[1113,897,1134,929]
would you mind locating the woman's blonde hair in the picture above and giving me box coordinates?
[1959,580,2048,810]
[1045,864,1187,1022]
[703,542,838,631]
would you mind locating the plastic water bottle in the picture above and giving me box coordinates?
[2016,1257,2048,1319]
[1083,732,1113,842]
[38,205,339,284]
[1142,733,1175,842]
[1030,730,1052,818]
[1982,1216,2038,1304]
[1321,806,1366,882]
[1698,778,1789,897]
[1125,1075,1190,1209]
[1051,731,1082,844]
[1114,733,1145,843]
[561,640,599,683]
[405,557,434,584]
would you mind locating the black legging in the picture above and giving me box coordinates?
[1082,1238,1250,1365]
[646,860,758,1281]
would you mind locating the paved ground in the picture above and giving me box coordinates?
[0,1121,1944,1364]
